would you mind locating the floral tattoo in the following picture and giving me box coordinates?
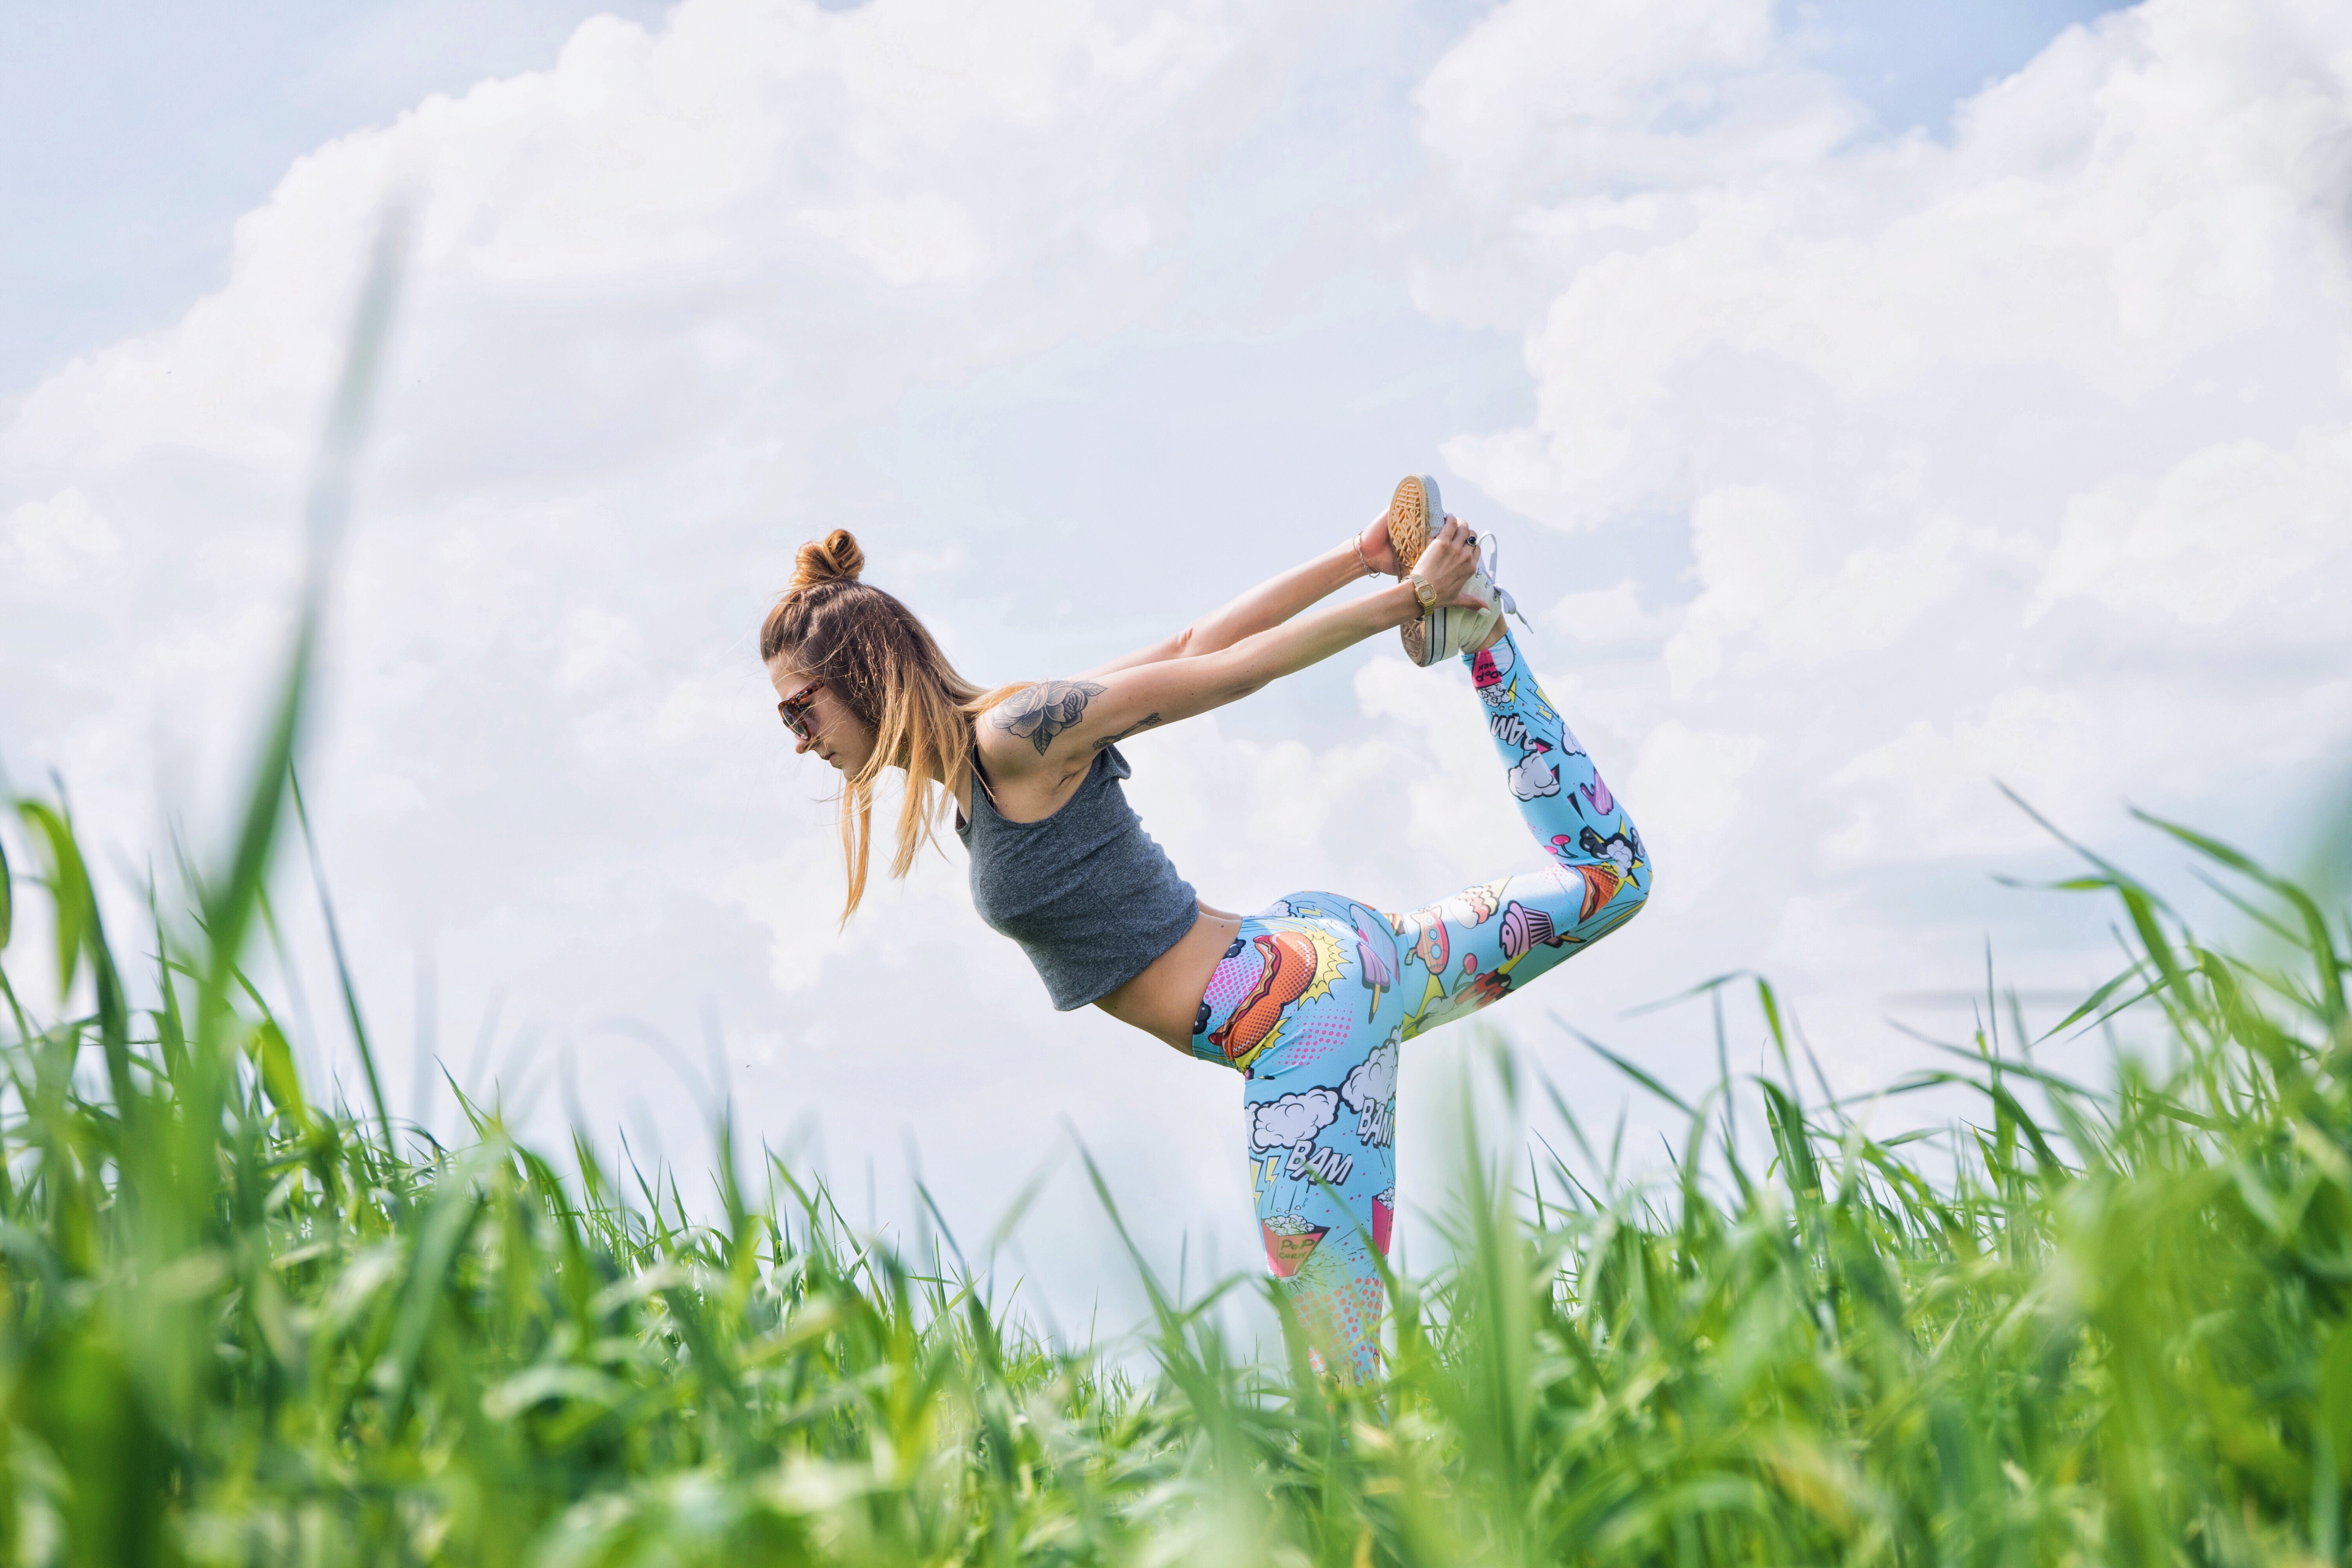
[993,680,1108,755]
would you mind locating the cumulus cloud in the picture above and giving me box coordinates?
[2,488,120,588]
[1433,1,2352,522]
[1623,722,1764,845]
[1549,580,1673,647]
[1662,490,2002,696]
[1416,0,1853,198]
[2034,428,2352,634]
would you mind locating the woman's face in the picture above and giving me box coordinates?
[767,656,878,775]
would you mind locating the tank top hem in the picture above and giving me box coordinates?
[1042,904,1200,1012]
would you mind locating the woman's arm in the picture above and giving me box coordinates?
[1082,517,1398,679]
[985,518,1480,783]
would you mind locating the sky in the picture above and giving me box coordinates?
[5,0,2349,1352]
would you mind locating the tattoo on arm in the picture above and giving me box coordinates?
[992,680,1107,755]
[1093,714,1161,753]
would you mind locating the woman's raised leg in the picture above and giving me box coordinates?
[1390,626,1651,1040]
[1187,629,1647,1382]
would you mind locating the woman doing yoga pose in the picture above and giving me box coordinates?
[760,476,1650,1381]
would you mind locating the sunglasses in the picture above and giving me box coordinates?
[777,681,824,741]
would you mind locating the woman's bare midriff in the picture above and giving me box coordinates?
[1095,900,1242,1055]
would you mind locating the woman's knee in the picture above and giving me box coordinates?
[1615,853,1655,923]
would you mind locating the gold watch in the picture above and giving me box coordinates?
[1408,571,1439,610]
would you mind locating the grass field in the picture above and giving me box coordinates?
[6,682,2351,1566]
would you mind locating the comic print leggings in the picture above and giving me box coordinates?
[1188,627,1651,1382]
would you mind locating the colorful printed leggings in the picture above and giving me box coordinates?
[1189,627,1650,1381]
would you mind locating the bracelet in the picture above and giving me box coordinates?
[1347,532,1376,579]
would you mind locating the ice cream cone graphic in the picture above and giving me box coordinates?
[1371,1189,1396,1255]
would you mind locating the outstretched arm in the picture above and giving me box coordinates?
[1082,516,1400,679]
[986,517,1481,785]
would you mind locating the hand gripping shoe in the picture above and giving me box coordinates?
[1387,473,1524,667]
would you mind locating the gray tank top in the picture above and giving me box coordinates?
[956,743,1200,1011]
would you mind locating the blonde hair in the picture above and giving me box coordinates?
[759,530,1017,923]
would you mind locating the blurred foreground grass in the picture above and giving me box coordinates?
[5,766,2351,1568]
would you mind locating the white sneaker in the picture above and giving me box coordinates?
[1400,520,1524,667]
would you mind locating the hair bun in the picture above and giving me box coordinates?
[790,528,865,590]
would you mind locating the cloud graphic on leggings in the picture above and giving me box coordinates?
[1339,1035,1399,1149]
[1506,743,1559,801]
[1249,1087,1339,1154]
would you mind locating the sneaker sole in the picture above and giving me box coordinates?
[1401,612,1431,665]
[1390,473,1443,665]
[1387,473,1441,575]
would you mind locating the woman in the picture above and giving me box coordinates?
[760,476,1650,1381]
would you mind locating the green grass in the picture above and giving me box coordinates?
[6,722,2352,1567]
[8,235,2351,1564]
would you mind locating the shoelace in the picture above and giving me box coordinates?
[1477,533,1531,630]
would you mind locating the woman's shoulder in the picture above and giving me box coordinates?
[972,708,1038,782]
[973,714,1104,822]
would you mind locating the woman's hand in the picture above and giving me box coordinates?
[1413,515,1488,608]
[1355,512,1402,577]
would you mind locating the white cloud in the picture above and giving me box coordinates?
[1823,688,2106,863]
[1434,0,2352,526]
[1661,487,1999,696]
[1624,720,1765,843]
[2,0,1256,483]
[2034,427,2352,632]
[796,192,987,286]
[2,488,121,588]
[1548,580,1670,646]
[557,605,643,691]
[1416,0,1852,195]
[725,851,863,994]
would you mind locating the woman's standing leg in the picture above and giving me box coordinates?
[1194,898,1409,1382]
